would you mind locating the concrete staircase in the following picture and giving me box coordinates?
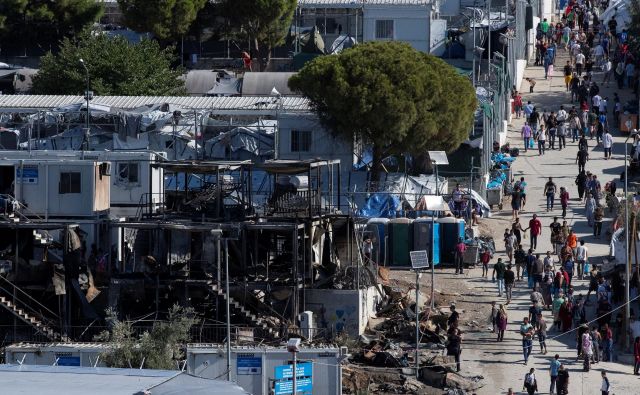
[206,280,278,338]
[0,295,61,340]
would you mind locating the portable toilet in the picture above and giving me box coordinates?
[387,218,414,267]
[436,217,465,263]
[413,217,440,265]
[365,218,389,265]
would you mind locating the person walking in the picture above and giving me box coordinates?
[454,237,466,275]
[603,129,613,159]
[523,368,538,395]
[544,177,558,211]
[537,313,548,354]
[511,186,525,220]
[557,364,569,395]
[575,170,587,200]
[480,248,491,277]
[576,147,589,173]
[591,326,601,364]
[514,244,526,281]
[634,336,640,374]
[512,217,525,246]
[559,187,570,219]
[603,323,614,362]
[521,317,535,365]
[549,354,561,394]
[527,214,543,250]
[537,124,547,155]
[585,191,596,226]
[505,264,516,304]
[594,204,605,237]
[575,240,588,280]
[582,328,593,371]
[497,304,508,341]
[601,371,610,395]
[446,323,462,372]
[522,122,533,152]
[493,258,506,297]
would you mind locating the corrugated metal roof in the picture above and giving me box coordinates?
[298,0,432,7]
[0,95,311,112]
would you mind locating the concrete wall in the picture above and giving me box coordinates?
[304,286,380,336]
[430,19,448,56]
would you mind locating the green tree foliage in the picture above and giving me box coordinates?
[117,0,207,41]
[289,42,477,178]
[0,0,103,49]
[31,33,186,96]
[95,305,198,370]
[219,0,297,71]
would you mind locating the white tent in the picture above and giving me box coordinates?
[601,0,631,32]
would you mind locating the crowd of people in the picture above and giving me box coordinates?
[444,0,640,393]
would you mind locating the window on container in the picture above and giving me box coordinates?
[118,162,139,184]
[375,20,394,40]
[290,130,311,152]
[59,172,81,194]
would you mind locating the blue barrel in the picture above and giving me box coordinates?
[413,217,440,265]
[436,217,466,264]
[387,218,414,267]
[365,218,389,265]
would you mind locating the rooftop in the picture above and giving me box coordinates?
[0,95,311,112]
[0,364,249,395]
[298,0,432,7]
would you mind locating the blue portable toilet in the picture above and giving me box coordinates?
[387,218,414,267]
[413,217,440,265]
[436,217,465,264]
[365,218,389,265]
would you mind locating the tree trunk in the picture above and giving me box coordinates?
[371,145,383,183]
[253,37,271,71]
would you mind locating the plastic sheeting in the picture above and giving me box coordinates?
[357,193,402,218]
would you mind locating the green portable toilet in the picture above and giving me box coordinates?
[387,218,414,267]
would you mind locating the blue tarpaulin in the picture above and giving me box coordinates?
[357,193,401,218]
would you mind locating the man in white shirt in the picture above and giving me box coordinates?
[575,52,585,76]
[599,97,608,115]
[592,94,602,111]
[603,130,613,159]
[575,240,589,279]
[602,59,613,86]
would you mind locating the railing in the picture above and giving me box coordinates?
[0,275,60,331]
[0,194,53,242]
[270,190,321,215]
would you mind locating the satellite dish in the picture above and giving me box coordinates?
[270,87,281,97]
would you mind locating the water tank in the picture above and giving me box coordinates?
[436,217,465,264]
[387,218,414,267]
[290,175,309,190]
[365,218,389,265]
[298,311,315,340]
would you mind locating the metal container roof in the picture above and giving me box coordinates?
[0,95,311,112]
[298,0,432,7]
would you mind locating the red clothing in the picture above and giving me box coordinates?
[560,191,569,206]
[455,242,466,254]
[560,303,573,331]
[635,341,640,363]
[480,251,491,264]
[529,219,542,236]
[605,327,613,340]
[562,271,570,285]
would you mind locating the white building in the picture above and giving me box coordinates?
[0,150,165,218]
[297,0,447,55]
